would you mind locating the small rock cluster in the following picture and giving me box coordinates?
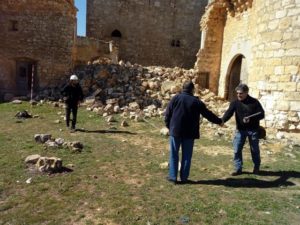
[34,133,84,153]
[25,154,62,173]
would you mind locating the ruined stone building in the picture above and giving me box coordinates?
[196,0,300,130]
[0,0,76,99]
[86,0,208,68]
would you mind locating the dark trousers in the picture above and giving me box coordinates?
[66,104,78,129]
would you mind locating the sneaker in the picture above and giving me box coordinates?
[165,177,177,185]
[253,167,260,174]
[231,170,242,176]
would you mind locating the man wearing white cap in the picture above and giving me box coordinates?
[61,74,84,131]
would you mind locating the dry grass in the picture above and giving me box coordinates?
[0,102,299,225]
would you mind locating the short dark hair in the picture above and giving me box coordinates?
[235,83,249,93]
[182,81,194,92]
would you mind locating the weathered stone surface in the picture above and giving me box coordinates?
[25,154,41,164]
[36,157,62,173]
[197,0,300,131]
[34,134,52,144]
[0,0,76,98]
[160,127,169,136]
[86,0,207,68]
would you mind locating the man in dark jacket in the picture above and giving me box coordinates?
[61,74,84,131]
[164,81,223,184]
[222,84,265,176]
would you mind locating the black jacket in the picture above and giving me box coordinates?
[222,95,265,130]
[164,91,222,139]
[61,83,84,106]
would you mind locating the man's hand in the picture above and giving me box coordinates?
[219,119,224,127]
[243,117,250,123]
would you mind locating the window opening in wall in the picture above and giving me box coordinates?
[171,40,176,47]
[10,20,18,31]
[111,29,122,38]
[199,72,209,89]
[171,39,181,47]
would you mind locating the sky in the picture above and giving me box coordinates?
[75,0,86,36]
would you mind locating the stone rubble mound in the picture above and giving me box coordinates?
[25,154,62,173]
[71,60,230,119]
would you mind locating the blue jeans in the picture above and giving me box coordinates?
[233,130,261,171]
[169,136,194,181]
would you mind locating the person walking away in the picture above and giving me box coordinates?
[222,84,265,176]
[61,74,84,132]
[164,81,223,184]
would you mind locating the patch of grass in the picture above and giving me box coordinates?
[0,102,299,225]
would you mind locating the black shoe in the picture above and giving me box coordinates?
[253,167,260,174]
[180,179,193,184]
[165,177,177,184]
[231,170,242,176]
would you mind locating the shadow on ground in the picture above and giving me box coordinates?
[76,128,137,135]
[179,170,300,188]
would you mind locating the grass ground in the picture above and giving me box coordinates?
[0,102,299,225]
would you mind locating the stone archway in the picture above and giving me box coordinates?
[225,54,248,101]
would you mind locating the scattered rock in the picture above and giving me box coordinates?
[11,100,22,104]
[36,157,63,173]
[25,154,41,164]
[15,110,32,119]
[34,134,52,144]
[160,127,169,136]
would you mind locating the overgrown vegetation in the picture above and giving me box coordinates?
[0,102,299,225]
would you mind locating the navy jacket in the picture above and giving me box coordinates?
[164,91,222,139]
[222,95,265,130]
[61,83,84,106]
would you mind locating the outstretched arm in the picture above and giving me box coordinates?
[200,102,222,125]
[222,101,235,123]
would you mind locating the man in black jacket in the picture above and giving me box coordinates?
[61,75,84,132]
[164,81,223,184]
[222,84,265,176]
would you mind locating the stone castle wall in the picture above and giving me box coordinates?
[74,37,111,66]
[196,0,300,130]
[87,0,208,68]
[0,0,76,99]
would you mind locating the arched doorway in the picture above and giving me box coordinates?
[225,54,248,101]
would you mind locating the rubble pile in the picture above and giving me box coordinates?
[70,60,230,119]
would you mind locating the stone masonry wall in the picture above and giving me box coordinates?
[197,0,300,130]
[0,0,76,98]
[194,1,226,93]
[74,37,112,66]
[87,0,208,68]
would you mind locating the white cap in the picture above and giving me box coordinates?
[70,74,78,80]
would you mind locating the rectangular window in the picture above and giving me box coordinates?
[10,20,18,31]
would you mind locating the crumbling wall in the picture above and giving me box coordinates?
[87,0,208,68]
[196,0,300,131]
[0,0,76,99]
[74,37,118,66]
